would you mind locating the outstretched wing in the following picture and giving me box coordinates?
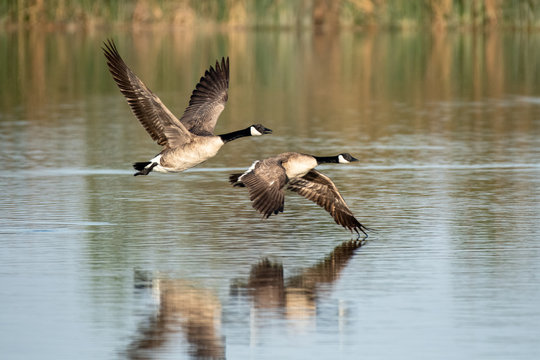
[179,57,229,136]
[288,170,368,235]
[102,39,192,148]
[236,159,288,219]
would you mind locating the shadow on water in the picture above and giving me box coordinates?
[125,239,364,359]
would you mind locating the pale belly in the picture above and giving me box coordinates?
[152,138,224,173]
[283,157,318,178]
[153,156,204,173]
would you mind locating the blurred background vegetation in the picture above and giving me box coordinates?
[2,0,540,31]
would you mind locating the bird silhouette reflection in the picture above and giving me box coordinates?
[231,239,365,318]
[126,277,225,360]
[126,239,364,359]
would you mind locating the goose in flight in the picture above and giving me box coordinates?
[102,39,272,176]
[229,152,370,237]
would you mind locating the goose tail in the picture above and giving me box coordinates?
[229,173,245,187]
[134,162,151,171]
[133,161,156,176]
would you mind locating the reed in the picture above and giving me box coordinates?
[2,0,540,30]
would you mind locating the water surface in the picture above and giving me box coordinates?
[1,30,539,359]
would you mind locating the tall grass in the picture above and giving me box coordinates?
[2,0,540,30]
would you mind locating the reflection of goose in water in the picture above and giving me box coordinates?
[102,40,272,176]
[231,239,364,318]
[126,277,224,360]
[126,241,362,358]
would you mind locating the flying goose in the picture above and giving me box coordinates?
[102,39,272,176]
[229,152,370,237]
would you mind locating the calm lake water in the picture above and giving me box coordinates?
[1,30,540,359]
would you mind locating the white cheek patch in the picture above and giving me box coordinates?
[250,126,263,136]
[338,155,349,164]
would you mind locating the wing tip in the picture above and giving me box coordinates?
[221,56,230,79]
[102,38,119,57]
[350,222,373,239]
[208,56,230,83]
[186,56,230,109]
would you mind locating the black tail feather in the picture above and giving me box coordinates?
[133,162,157,176]
[229,173,245,187]
[133,161,151,171]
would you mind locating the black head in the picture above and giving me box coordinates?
[338,153,359,163]
[250,124,273,136]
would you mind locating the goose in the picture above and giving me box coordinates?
[229,152,370,237]
[102,39,272,176]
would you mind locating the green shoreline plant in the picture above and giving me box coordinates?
[2,0,540,30]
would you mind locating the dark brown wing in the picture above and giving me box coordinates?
[102,39,192,147]
[287,170,368,235]
[179,57,229,136]
[237,159,288,219]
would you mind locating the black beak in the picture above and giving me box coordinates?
[262,127,272,134]
[350,156,359,162]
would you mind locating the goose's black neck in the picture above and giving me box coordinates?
[218,127,251,143]
[313,155,339,164]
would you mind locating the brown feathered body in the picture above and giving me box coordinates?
[230,152,369,237]
[102,39,270,176]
